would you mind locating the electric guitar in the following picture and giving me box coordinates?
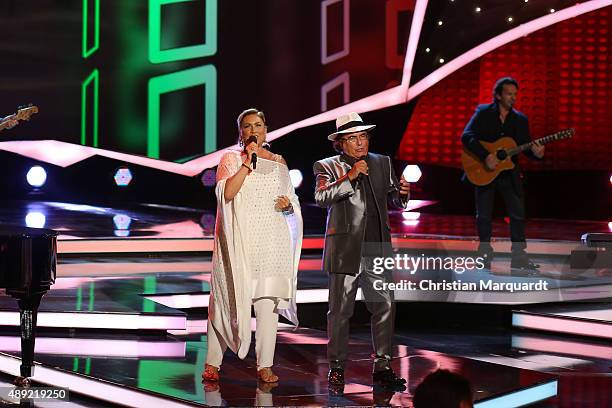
[461,128,574,186]
[0,105,39,132]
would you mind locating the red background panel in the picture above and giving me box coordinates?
[399,8,611,171]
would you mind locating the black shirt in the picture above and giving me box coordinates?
[461,102,539,166]
[341,153,382,247]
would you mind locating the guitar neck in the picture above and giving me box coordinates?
[506,132,569,157]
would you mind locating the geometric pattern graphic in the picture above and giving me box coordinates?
[148,0,218,64]
[82,0,100,58]
[81,69,100,147]
[147,65,217,159]
[320,0,350,65]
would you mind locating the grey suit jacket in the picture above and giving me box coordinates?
[314,153,408,275]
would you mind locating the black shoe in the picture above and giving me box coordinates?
[328,368,344,385]
[372,368,406,390]
[511,259,539,270]
[511,261,540,276]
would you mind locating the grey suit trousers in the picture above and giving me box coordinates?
[327,259,395,372]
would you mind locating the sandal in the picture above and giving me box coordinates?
[257,367,279,383]
[202,364,220,382]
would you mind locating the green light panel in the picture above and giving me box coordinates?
[148,0,218,64]
[147,64,217,158]
[82,0,100,58]
[81,69,99,147]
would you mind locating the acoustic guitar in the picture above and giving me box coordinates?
[0,105,39,132]
[461,128,574,186]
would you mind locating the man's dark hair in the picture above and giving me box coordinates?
[492,76,519,100]
[332,139,344,153]
[413,369,473,408]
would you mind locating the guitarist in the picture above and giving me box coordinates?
[461,77,544,274]
[0,114,19,131]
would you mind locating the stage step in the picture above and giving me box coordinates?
[512,303,612,340]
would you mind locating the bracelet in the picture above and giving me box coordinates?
[281,204,294,215]
[241,162,251,171]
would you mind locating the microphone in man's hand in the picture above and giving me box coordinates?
[246,135,258,169]
[356,155,367,182]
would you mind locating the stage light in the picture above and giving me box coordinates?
[439,58,445,64]
[25,212,46,228]
[289,169,303,188]
[608,222,612,232]
[201,169,217,187]
[402,165,422,182]
[437,20,443,26]
[402,212,420,227]
[475,7,481,13]
[200,213,216,234]
[113,214,131,230]
[114,167,133,187]
[425,47,430,53]
[550,8,555,13]
[26,166,47,187]
[507,16,514,22]
[609,174,611,185]
[402,211,421,220]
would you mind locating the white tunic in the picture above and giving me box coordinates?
[209,150,302,359]
[240,155,294,301]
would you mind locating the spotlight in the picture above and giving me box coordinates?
[200,213,216,234]
[402,165,422,182]
[201,169,217,187]
[550,8,555,13]
[437,20,443,26]
[609,222,612,232]
[439,58,445,64]
[402,211,421,220]
[402,212,420,227]
[113,214,131,230]
[114,167,133,187]
[25,212,46,228]
[26,166,47,188]
[610,174,612,185]
[425,47,430,53]
[475,7,481,13]
[507,16,514,22]
[289,169,303,188]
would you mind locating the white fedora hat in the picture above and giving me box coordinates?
[327,112,376,141]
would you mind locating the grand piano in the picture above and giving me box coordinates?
[0,226,58,386]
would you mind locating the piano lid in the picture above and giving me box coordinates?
[0,225,59,238]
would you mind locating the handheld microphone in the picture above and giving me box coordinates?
[246,136,258,169]
[356,155,367,183]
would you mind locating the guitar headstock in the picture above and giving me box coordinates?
[15,105,39,121]
[557,128,575,139]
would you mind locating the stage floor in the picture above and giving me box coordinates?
[0,199,609,406]
[2,199,609,241]
[0,319,559,407]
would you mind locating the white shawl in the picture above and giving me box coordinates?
[208,151,302,359]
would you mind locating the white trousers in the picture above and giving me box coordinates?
[205,297,279,370]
